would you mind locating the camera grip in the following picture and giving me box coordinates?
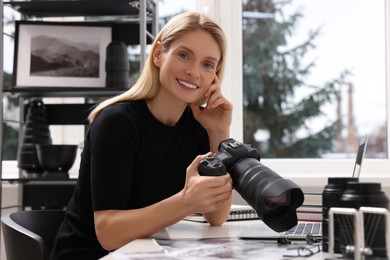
[198,156,227,176]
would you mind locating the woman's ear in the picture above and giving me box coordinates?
[153,42,163,67]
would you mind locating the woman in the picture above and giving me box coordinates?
[50,11,233,259]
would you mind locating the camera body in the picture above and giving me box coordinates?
[198,139,260,176]
[198,138,304,232]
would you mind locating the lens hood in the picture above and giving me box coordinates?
[231,157,304,232]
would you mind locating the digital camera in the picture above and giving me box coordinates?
[199,138,304,232]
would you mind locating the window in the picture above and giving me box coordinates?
[241,0,389,187]
[3,6,19,161]
[243,0,387,159]
[198,0,390,188]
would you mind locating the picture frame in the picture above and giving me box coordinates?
[13,21,112,89]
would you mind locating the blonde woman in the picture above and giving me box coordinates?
[51,11,233,260]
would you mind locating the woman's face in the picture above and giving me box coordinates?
[153,30,221,104]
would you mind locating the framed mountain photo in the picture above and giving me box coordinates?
[13,21,112,89]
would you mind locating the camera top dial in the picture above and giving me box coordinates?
[198,156,227,176]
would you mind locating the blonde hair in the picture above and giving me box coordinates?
[88,11,227,122]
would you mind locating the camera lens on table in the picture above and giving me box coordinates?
[339,182,389,259]
[322,177,358,253]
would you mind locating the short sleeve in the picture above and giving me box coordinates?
[89,103,140,210]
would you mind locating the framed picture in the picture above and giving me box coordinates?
[13,21,112,88]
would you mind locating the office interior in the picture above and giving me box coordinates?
[1,0,390,259]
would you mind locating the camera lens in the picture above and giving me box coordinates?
[105,41,129,89]
[230,157,304,232]
[264,191,290,210]
[339,182,389,259]
[322,177,358,253]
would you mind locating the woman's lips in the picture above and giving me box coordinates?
[177,79,199,90]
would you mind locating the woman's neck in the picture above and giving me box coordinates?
[146,92,188,127]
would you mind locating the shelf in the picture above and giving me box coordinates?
[0,0,156,211]
[4,87,127,97]
[22,103,97,125]
[3,0,152,17]
[2,178,77,183]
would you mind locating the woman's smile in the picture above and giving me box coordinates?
[177,79,199,90]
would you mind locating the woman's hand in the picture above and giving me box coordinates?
[181,153,233,223]
[190,76,233,145]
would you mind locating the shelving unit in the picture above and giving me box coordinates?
[0,0,158,210]
[4,0,157,95]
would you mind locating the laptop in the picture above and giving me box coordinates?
[238,221,322,241]
[238,135,368,241]
[352,134,368,179]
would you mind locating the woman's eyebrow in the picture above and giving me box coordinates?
[177,45,220,63]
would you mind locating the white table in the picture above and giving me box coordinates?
[101,220,329,259]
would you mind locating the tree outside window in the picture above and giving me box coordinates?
[242,0,387,159]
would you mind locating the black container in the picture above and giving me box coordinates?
[105,41,129,89]
[36,144,78,179]
[322,177,358,253]
[340,182,389,259]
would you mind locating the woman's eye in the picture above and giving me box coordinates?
[204,62,215,70]
[178,53,189,59]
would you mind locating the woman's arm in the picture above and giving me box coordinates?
[190,76,232,153]
[94,192,190,251]
[94,154,232,251]
[190,76,234,225]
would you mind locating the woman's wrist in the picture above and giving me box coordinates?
[207,130,230,153]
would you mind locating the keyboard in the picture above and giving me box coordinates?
[284,222,322,236]
[239,221,322,240]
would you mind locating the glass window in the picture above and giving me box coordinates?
[158,0,196,16]
[242,0,387,159]
[3,6,20,160]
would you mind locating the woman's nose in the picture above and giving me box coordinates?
[186,65,200,78]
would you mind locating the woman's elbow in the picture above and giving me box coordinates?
[205,214,229,226]
[95,228,118,251]
[96,228,136,251]
[208,220,225,226]
[94,218,125,251]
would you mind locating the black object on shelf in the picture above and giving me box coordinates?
[17,99,52,174]
[4,87,126,97]
[36,144,78,179]
[106,41,130,89]
[22,181,76,209]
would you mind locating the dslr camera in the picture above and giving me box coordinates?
[199,138,304,232]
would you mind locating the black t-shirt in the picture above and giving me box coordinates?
[50,100,209,260]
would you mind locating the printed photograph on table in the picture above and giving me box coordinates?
[13,21,112,88]
[112,238,319,259]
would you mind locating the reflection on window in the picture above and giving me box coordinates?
[242,0,387,159]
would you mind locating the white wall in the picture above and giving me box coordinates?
[1,184,21,260]
[198,0,243,141]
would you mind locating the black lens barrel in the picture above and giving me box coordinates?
[340,182,389,259]
[231,158,304,232]
[322,177,358,253]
